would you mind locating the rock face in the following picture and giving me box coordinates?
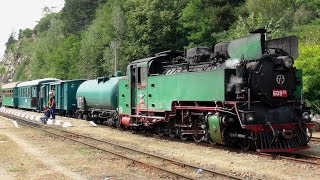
[0,52,21,83]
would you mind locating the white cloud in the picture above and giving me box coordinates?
[0,0,65,57]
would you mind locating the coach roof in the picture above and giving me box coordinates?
[2,82,20,89]
[17,78,60,87]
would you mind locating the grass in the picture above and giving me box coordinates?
[8,165,21,172]
[77,146,91,155]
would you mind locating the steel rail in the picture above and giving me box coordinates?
[0,112,242,180]
[311,137,320,143]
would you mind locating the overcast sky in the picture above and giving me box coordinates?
[0,0,65,58]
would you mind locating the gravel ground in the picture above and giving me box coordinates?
[0,116,177,180]
[2,108,320,179]
[68,124,320,179]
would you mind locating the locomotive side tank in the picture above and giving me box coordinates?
[76,72,123,124]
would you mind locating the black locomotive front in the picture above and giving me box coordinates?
[218,29,314,152]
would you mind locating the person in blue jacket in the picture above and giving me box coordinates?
[40,106,51,124]
[48,91,56,120]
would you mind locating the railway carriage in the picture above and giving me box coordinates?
[1,82,20,108]
[17,78,60,110]
[41,79,86,115]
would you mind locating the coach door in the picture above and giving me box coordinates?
[31,86,38,108]
[39,85,46,111]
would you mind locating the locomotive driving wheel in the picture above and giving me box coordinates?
[180,131,188,141]
[192,119,204,143]
[240,131,252,151]
[167,120,177,138]
[156,124,166,136]
[168,127,177,138]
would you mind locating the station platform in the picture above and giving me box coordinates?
[0,107,97,128]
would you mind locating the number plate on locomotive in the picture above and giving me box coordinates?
[272,89,288,97]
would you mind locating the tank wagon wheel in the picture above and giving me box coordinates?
[83,114,89,121]
[77,113,83,120]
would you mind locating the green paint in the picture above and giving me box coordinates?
[77,76,122,110]
[208,115,224,144]
[118,78,131,114]
[1,87,18,108]
[47,80,86,114]
[147,70,225,111]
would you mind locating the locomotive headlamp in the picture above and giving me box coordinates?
[246,113,254,121]
[278,56,294,68]
[302,112,310,121]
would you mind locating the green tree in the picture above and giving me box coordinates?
[295,44,320,113]
[246,0,320,30]
[123,0,188,62]
[180,0,245,46]
[18,28,33,39]
[61,0,106,35]
[78,0,116,78]
[229,12,284,39]
[5,32,17,53]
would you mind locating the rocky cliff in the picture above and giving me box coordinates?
[0,53,19,83]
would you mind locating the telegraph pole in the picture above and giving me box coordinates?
[110,41,119,74]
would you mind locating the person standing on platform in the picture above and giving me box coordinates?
[48,91,56,121]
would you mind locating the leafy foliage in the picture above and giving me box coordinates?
[295,44,320,113]
[5,32,17,54]
[123,0,188,61]
[180,0,245,46]
[62,0,106,35]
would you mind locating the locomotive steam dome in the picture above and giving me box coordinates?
[248,57,296,106]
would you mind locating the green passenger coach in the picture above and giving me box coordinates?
[17,78,60,110]
[1,82,20,108]
[41,79,86,115]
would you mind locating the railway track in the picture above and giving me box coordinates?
[258,152,320,166]
[311,137,320,144]
[0,112,242,180]
[100,124,320,167]
[1,109,319,172]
